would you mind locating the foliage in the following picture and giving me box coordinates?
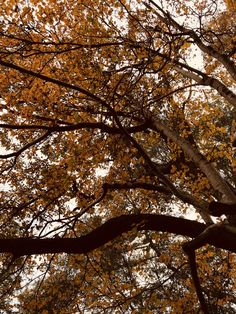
[0,0,235,312]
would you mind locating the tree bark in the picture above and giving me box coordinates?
[152,118,236,203]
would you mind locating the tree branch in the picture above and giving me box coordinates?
[0,214,206,256]
[102,182,171,194]
[145,0,236,81]
[182,223,228,313]
[151,118,236,203]
[1,214,236,257]
[0,121,149,134]
[174,66,236,108]
[208,201,236,216]
[0,131,52,159]
[0,59,106,106]
[183,248,210,314]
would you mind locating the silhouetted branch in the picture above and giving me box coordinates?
[208,201,236,216]
[0,214,206,256]
[183,223,227,313]
[183,248,210,314]
[0,131,52,159]
[0,121,149,134]
[102,182,171,194]
[0,215,236,257]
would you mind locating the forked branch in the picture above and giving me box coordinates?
[183,223,228,314]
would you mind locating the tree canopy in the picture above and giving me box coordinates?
[0,0,236,313]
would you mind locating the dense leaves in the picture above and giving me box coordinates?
[0,0,236,312]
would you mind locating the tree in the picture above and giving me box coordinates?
[0,0,235,312]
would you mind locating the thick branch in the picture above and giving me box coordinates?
[1,214,236,256]
[0,214,206,256]
[174,66,236,107]
[151,118,236,202]
[208,201,236,216]
[183,223,224,253]
[102,182,171,194]
[0,121,149,134]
